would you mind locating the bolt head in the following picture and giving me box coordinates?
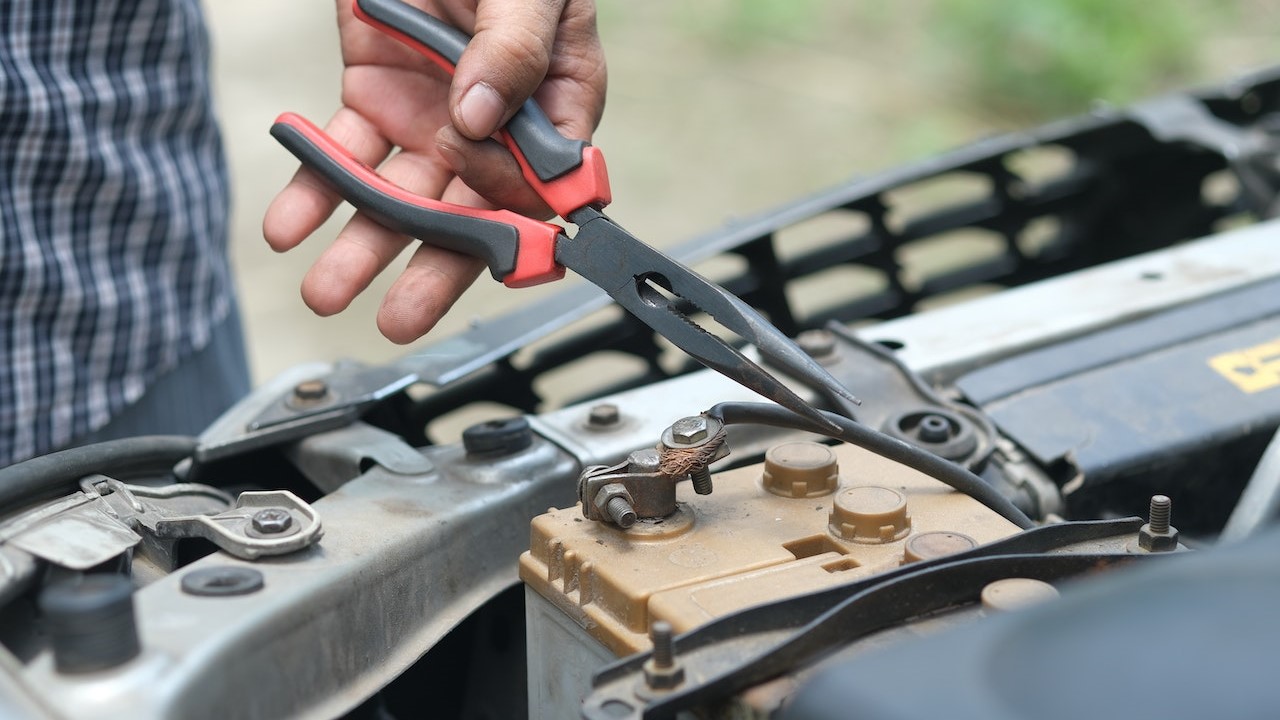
[251,508,294,534]
[670,417,709,445]
[293,380,329,401]
[627,448,662,474]
[1138,523,1179,552]
[642,658,685,690]
[587,403,621,428]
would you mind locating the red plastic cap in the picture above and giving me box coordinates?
[503,219,566,288]
[506,139,613,218]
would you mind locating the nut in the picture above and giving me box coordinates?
[587,403,621,428]
[251,508,294,534]
[670,417,709,445]
[643,657,685,690]
[293,380,329,402]
[1137,523,1179,552]
[592,484,636,528]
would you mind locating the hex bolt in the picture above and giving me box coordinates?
[252,508,294,534]
[662,416,725,497]
[690,467,714,495]
[643,620,685,690]
[670,416,709,445]
[293,379,329,402]
[650,621,675,668]
[588,403,621,428]
[605,496,637,529]
[1148,495,1171,534]
[1137,494,1179,553]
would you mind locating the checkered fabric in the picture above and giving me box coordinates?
[0,0,233,465]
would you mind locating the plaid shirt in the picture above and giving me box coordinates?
[0,0,233,465]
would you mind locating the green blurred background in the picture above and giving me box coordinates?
[208,0,1280,384]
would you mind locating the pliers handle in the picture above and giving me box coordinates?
[272,0,613,287]
[271,114,565,288]
[352,0,611,219]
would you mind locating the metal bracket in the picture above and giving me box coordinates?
[145,490,323,560]
[578,449,682,525]
[284,422,435,493]
[822,326,998,470]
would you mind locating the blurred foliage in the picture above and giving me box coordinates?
[640,0,1243,121]
[670,0,827,47]
[929,0,1230,118]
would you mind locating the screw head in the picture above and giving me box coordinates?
[251,508,294,534]
[670,417,709,445]
[293,379,329,402]
[627,448,662,474]
[588,403,621,428]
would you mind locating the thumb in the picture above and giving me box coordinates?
[451,0,566,140]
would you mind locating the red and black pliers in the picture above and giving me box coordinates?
[271,0,859,431]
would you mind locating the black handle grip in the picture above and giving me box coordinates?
[355,0,588,182]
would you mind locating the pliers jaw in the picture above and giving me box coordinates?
[561,210,859,431]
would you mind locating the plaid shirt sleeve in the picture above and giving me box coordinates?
[0,0,235,465]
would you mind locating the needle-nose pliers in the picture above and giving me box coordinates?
[271,0,860,431]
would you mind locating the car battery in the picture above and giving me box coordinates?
[520,439,1021,717]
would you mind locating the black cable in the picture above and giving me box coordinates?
[705,402,1036,530]
[0,435,197,514]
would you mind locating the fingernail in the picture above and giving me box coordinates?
[436,142,467,174]
[457,82,504,138]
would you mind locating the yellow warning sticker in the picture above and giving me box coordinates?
[1209,337,1280,394]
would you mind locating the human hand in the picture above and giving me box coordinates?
[263,0,605,343]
